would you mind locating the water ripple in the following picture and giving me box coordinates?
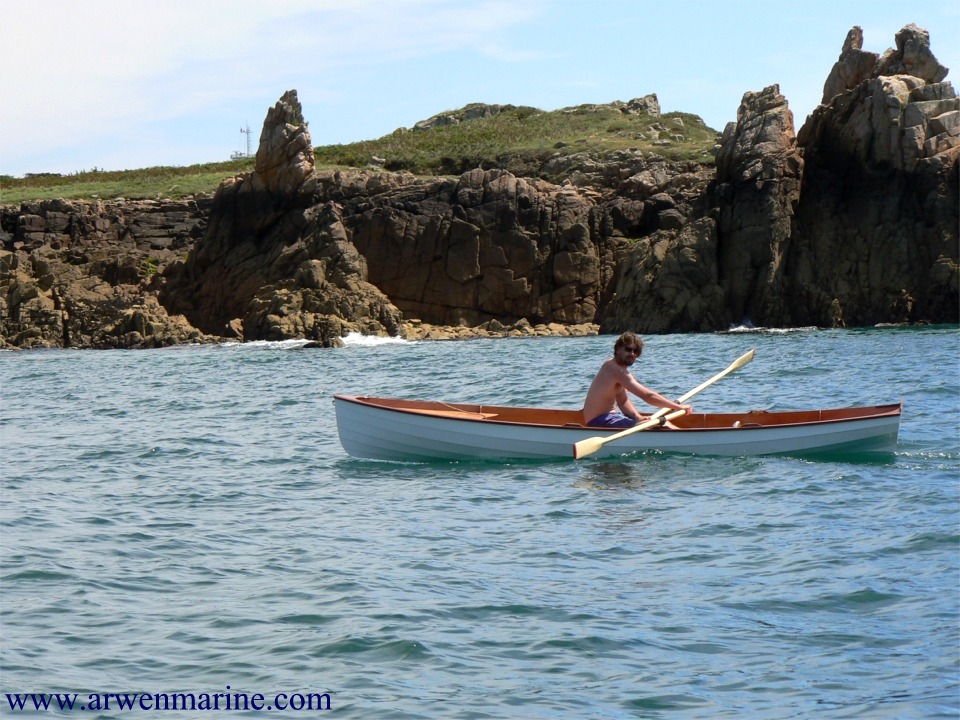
[0,328,957,719]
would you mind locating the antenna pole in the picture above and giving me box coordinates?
[241,122,252,157]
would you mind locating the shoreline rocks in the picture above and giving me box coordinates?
[400,319,599,342]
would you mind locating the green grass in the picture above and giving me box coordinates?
[0,161,255,205]
[1,104,719,205]
[140,257,160,277]
[316,105,718,175]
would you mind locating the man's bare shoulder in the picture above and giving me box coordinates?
[598,358,632,380]
[604,358,630,373]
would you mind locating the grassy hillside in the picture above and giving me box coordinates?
[0,162,255,206]
[315,104,718,175]
[1,103,719,205]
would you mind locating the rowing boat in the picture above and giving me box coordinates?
[332,394,902,462]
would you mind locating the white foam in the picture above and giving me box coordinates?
[215,335,409,349]
[219,339,311,349]
[341,332,410,346]
[725,325,819,334]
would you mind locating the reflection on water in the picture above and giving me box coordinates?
[576,459,651,491]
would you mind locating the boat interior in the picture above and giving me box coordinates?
[337,395,902,430]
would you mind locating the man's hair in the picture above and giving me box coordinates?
[614,332,644,354]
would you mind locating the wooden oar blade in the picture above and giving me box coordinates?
[573,413,672,459]
[573,436,606,460]
[731,348,756,370]
[676,349,756,403]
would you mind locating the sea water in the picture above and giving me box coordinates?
[1,326,957,719]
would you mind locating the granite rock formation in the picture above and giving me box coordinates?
[308,154,716,330]
[160,90,403,346]
[1,25,956,350]
[323,168,618,327]
[788,24,957,326]
[0,198,213,348]
[602,24,957,331]
[601,85,803,333]
[163,90,711,338]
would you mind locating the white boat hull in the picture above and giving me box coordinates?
[333,395,902,462]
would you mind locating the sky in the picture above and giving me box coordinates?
[2,0,958,178]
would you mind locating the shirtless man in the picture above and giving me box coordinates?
[582,332,691,428]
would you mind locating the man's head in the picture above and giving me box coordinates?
[613,332,644,365]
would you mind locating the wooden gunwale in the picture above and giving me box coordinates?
[334,395,902,432]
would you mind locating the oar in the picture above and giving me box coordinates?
[573,349,756,459]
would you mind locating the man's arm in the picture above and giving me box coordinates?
[615,390,642,420]
[624,374,691,413]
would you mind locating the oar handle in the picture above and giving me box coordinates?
[597,407,687,444]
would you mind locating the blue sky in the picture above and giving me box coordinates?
[2,0,958,178]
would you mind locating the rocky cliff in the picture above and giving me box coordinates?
[0,197,213,348]
[159,90,403,347]
[2,25,956,349]
[604,23,957,331]
[788,25,958,326]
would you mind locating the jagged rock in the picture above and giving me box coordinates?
[876,24,949,84]
[252,89,317,200]
[0,199,214,349]
[326,167,614,326]
[91,296,207,349]
[789,25,959,326]
[602,24,956,332]
[712,84,803,326]
[822,24,948,105]
[161,195,404,341]
[822,26,885,104]
[802,74,959,172]
[160,91,404,342]
[307,156,715,331]
[413,103,535,131]
[622,95,661,117]
[810,25,958,172]
[600,219,727,333]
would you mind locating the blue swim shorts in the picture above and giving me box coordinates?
[586,412,638,429]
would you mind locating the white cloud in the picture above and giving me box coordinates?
[1,0,541,174]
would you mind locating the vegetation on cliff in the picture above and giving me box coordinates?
[0,162,255,206]
[314,104,717,176]
[1,103,718,205]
